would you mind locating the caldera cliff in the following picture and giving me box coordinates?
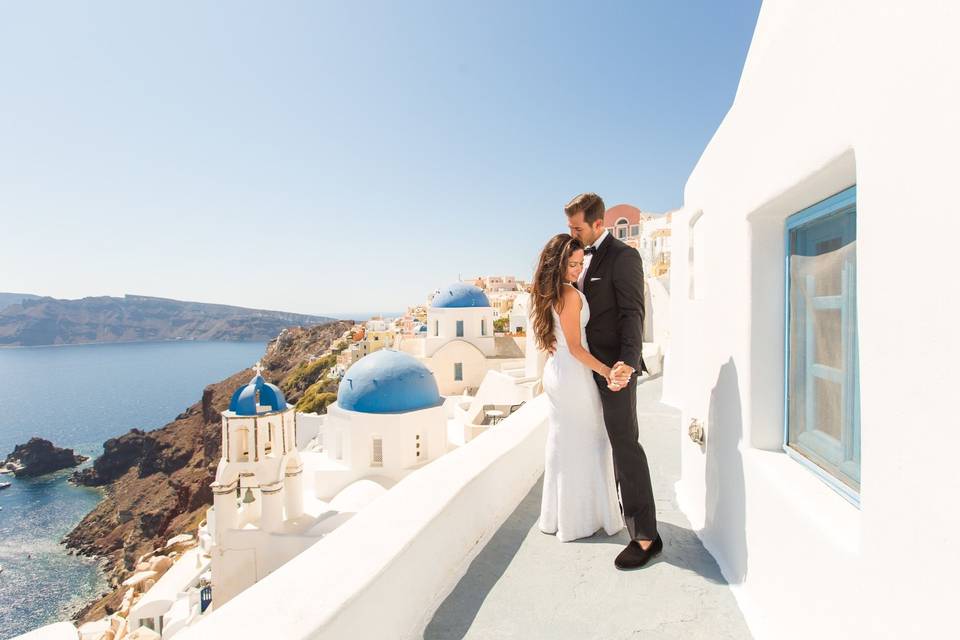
[64,320,353,622]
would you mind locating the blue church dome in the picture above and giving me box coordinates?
[432,283,490,308]
[338,349,441,414]
[229,372,288,416]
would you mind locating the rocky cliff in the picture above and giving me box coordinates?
[0,291,42,312]
[3,437,88,477]
[0,294,337,346]
[64,320,353,622]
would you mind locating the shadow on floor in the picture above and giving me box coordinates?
[424,477,542,640]
[425,472,731,639]
[574,521,728,585]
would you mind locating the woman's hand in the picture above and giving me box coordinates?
[606,361,633,392]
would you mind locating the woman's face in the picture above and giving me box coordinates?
[565,248,584,283]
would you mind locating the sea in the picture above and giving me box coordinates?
[0,340,267,640]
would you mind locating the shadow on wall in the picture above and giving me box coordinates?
[703,358,748,584]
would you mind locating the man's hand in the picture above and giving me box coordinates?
[607,361,634,391]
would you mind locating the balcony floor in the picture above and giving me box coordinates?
[425,377,752,640]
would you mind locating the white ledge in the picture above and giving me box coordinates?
[179,394,549,640]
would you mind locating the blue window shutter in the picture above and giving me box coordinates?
[784,184,860,505]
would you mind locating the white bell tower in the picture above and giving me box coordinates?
[210,364,303,543]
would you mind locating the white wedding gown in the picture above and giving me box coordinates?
[539,284,624,542]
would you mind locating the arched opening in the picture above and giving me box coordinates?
[237,427,250,462]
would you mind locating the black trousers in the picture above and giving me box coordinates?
[593,371,658,542]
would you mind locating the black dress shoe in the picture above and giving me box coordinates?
[614,535,663,570]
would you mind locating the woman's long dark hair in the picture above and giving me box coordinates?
[531,233,583,352]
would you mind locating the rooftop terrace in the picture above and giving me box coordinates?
[425,377,752,639]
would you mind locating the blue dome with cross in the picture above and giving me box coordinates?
[431,283,490,308]
[338,349,441,414]
[229,366,288,416]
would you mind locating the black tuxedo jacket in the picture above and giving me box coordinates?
[581,234,648,374]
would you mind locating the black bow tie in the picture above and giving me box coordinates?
[584,246,597,255]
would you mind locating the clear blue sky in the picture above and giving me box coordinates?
[0,1,760,316]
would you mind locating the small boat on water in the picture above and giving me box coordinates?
[0,482,11,490]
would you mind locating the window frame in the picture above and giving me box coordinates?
[782,184,860,507]
[454,362,463,381]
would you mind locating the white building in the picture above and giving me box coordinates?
[663,2,960,639]
[205,352,449,610]
[401,283,525,394]
[126,547,209,637]
[480,275,518,292]
[299,348,448,500]
[206,370,307,607]
[364,318,389,332]
[639,211,673,277]
[486,290,521,320]
[508,292,530,335]
[335,340,368,376]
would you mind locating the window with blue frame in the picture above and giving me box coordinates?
[785,185,860,500]
[454,362,463,381]
[456,320,464,337]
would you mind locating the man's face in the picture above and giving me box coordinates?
[567,211,603,246]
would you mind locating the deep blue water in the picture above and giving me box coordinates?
[0,341,266,640]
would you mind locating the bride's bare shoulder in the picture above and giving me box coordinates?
[558,285,582,312]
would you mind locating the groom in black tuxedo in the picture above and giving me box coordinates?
[565,192,662,570]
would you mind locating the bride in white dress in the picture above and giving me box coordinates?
[532,234,624,542]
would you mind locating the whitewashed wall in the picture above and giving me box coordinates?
[665,1,960,638]
[10,623,77,640]
[311,403,448,499]
[425,307,496,356]
[295,412,324,449]
[427,339,491,394]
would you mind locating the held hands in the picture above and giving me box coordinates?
[605,361,634,392]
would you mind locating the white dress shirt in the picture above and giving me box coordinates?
[577,229,609,290]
